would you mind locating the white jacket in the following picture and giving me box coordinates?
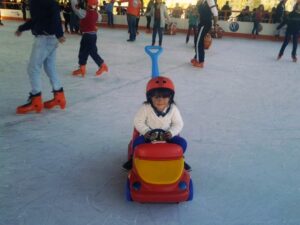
[134,104,184,136]
[150,4,170,28]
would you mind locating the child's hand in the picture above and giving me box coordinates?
[163,131,172,140]
[144,131,152,140]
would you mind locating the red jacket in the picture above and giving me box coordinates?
[80,9,98,32]
[120,0,141,17]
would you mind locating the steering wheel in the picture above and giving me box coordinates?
[148,129,166,142]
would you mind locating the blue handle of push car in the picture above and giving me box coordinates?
[145,46,163,78]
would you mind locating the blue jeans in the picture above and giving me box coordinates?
[132,135,187,153]
[127,14,137,41]
[152,20,163,46]
[27,35,62,94]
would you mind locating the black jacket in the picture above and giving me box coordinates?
[17,0,63,39]
[277,11,300,34]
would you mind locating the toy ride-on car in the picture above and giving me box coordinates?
[126,129,193,203]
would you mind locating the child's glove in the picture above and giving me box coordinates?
[144,131,152,140]
[163,131,172,140]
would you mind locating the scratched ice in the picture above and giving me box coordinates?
[0,20,300,225]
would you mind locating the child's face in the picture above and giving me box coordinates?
[151,95,170,112]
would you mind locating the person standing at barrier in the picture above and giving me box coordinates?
[119,0,141,42]
[21,0,27,21]
[0,9,3,26]
[277,3,300,62]
[251,4,264,38]
[15,0,66,114]
[274,0,287,38]
[150,0,169,47]
[191,0,218,68]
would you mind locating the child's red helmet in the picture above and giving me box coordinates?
[87,0,98,7]
[146,76,175,102]
[146,76,175,93]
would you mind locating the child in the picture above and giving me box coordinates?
[150,0,170,46]
[122,76,191,171]
[277,3,300,62]
[71,0,108,77]
[186,5,198,46]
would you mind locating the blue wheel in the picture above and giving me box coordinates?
[126,178,132,201]
[187,179,193,201]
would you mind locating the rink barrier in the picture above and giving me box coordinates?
[1,9,299,42]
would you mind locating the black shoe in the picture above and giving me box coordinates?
[127,39,134,42]
[184,162,192,171]
[122,159,132,171]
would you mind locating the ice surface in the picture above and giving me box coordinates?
[0,21,300,225]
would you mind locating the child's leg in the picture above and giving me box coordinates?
[88,34,104,67]
[168,136,187,153]
[132,135,147,151]
[78,34,91,66]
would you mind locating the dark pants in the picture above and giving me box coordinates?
[152,20,163,46]
[127,14,137,41]
[78,33,104,67]
[132,135,187,153]
[194,23,211,63]
[252,21,260,35]
[70,13,80,33]
[279,31,299,57]
[107,11,114,26]
[146,16,151,29]
[136,17,140,31]
[22,9,26,20]
[63,14,70,32]
[186,24,197,45]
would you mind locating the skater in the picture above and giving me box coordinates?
[63,1,72,33]
[277,3,300,62]
[186,5,198,45]
[119,0,142,42]
[105,0,115,27]
[145,0,154,33]
[191,0,218,68]
[150,0,170,46]
[122,76,191,171]
[71,0,108,77]
[15,0,66,114]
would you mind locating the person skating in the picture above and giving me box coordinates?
[15,0,66,114]
[150,0,169,46]
[119,0,142,42]
[71,0,108,77]
[277,3,300,62]
[122,76,191,171]
[191,0,218,68]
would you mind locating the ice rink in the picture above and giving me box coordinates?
[1,21,300,225]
